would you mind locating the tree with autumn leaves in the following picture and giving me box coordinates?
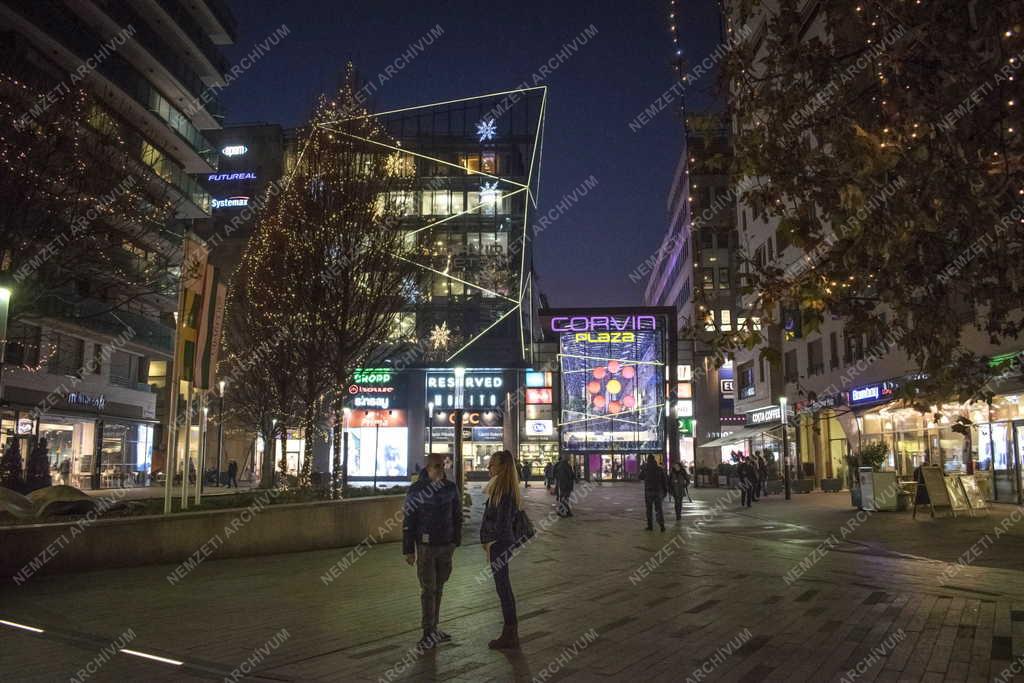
[714,0,1024,404]
[222,70,416,492]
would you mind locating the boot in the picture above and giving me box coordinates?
[487,622,520,650]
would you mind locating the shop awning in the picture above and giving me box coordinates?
[699,423,781,449]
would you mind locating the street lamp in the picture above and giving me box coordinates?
[453,367,465,496]
[427,401,434,465]
[780,396,791,500]
[341,407,350,495]
[216,380,226,486]
[0,286,12,403]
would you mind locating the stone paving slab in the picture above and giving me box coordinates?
[2,484,1024,681]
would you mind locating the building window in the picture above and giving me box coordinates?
[148,360,168,389]
[807,339,824,376]
[718,268,730,290]
[703,309,715,332]
[784,349,798,383]
[738,362,755,399]
[829,332,840,369]
[49,333,84,376]
[702,268,714,290]
[719,309,732,331]
[6,323,40,367]
[92,344,104,374]
[110,351,139,388]
[844,331,864,364]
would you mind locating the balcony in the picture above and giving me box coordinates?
[150,0,230,79]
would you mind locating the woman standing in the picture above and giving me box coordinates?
[480,449,522,649]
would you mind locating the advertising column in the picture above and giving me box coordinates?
[344,369,409,485]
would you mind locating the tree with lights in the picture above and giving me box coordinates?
[0,58,178,333]
[718,0,1024,403]
[225,67,415,492]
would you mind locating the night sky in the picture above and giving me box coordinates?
[221,0,723,306]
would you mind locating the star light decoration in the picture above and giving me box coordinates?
[428,321,452,351]
[476,118,497,142]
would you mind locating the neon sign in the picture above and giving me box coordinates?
[211,196,250,209]
[848,381,895,406]
[208,172,256,182]
[745,405,781,426]
[221,145,248,157]
[550,315,657,333]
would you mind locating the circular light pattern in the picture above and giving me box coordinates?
[608,360,620,374]
[608,401,622,414]
[622,366,636,379]
[606,378,622,395]
[593,395,606,409]
[623,395,636,409]
[592,367,606,379]
[587,380,601,394]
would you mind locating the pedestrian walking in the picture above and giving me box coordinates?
[480,449,521,650]
[543,461,553,493]
[59,457,71,486]
[669,462,691,520]
[738,458,756,507]
[521,460,532,488]
[552,453,575,517]
[227,460,239,488]
[639,454,669,531]
[403,453,462,650]
[757,454,769,496]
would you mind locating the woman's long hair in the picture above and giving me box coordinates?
[485,449,523,509]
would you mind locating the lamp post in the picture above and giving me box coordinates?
[271,418,277,486]
[427,401,434,463]
[196,402,208,505]
[0,286,12,404]
[453,367,465,496]
[780,396,791,500]
[216,380,226,486]
[342,407,350,495]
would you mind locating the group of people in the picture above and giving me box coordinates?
[638,455,693,530]
[732,451,771,507]
[402,450,525,652]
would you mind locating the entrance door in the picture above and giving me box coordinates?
[1008,420,1024,503]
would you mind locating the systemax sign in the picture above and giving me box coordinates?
[211,196,249,209]
[550,315,657,333]
[745,405,781,426]
[847,381,896,407]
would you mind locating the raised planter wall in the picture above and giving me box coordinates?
[0,494,404,581]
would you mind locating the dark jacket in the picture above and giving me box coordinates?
[552,459,574,495]
[669,467,689,495]
[480,491,516,546]
[737,461,756,483]
[402,471,462,555]
[640,462,669,497]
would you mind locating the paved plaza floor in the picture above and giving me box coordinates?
[2,483,1024,682]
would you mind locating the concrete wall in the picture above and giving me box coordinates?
[0,494,404,581]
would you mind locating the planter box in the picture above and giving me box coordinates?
[821,478,843,493]
[793,479,814,494]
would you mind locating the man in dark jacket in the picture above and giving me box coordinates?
[552,453,575,517]
[738,458,756,507]
[640,454,669,531]
[668,462,691,520]
[403,454,462,649]
[521,460,532,488]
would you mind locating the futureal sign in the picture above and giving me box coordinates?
[208,172,257,182]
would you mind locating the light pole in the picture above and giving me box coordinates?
[780,396,791,500]
[216,379,226,486]
[427,401,434,465]
[0,285,12,404]
[342,407,350,495]
[271,418,277,486]
[453,367,465,496]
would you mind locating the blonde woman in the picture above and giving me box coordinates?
[479,449,522,649]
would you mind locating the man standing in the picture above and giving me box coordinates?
[402,453,462,649]
[543,461,553,492]
[552,453,575,517]
[757,454,769,496]
[738,458,755,508]
[640,454,669,531]
[669,462,691,520]
[227,460,239,488]
[521,459,532,488]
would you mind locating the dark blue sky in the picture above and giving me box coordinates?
[221,0,722,306]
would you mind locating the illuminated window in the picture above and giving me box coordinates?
[677,383,692,398]
[388,313,416,341]
[703,310,715,332]
[677,365,692,381]
[676,400,693,417]
[720,310,732,331]
[148,359,167,389]
[702,268,715,290]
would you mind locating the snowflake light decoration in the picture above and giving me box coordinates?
[428,322,452,351]
[476,118,497,142]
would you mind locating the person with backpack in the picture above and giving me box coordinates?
[480,449,522,650]
[669,462,691,520]
[552,452,575,517]
[640,454,669,531]
[402,453,462,650]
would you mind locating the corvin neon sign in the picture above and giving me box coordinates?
[550,315,657,333]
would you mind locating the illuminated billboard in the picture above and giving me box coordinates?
[549,311,667,452]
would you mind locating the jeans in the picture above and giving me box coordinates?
[645,493,665,528]
[740,481,755,507]
[489,541,517,625]
[673,491,683,519]
[557,493,572,516]
[416,543,455,632]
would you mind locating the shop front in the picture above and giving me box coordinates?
[2,387,156,489]
[425,368,510,478]
[343,369,409,482]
